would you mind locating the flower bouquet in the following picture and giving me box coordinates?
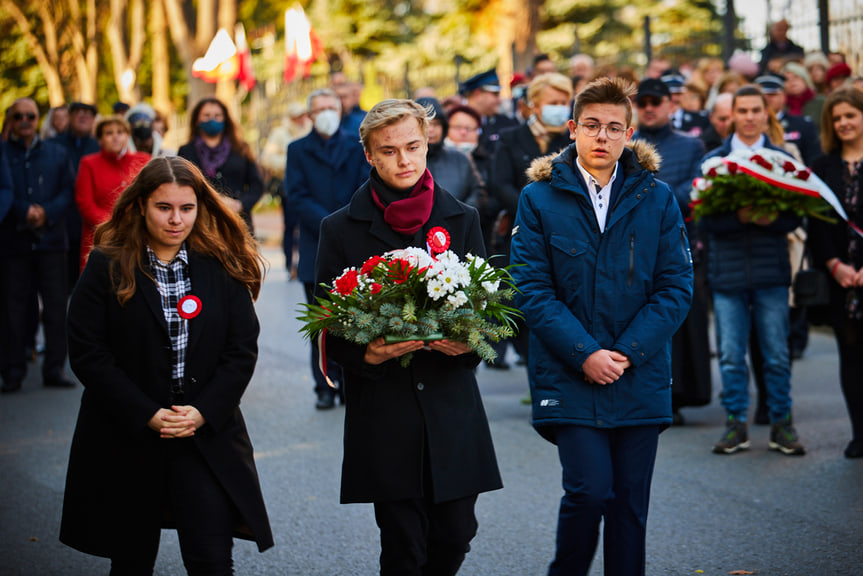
[690,148,833,224]
[297,227,522,366]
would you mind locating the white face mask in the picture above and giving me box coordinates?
[314,109,340,137]
[540,104,571,127]
[444,137,477,154]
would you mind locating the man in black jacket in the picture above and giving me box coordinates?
[1,99,75,393]
[315,99,502,575]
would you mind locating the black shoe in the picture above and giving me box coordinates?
[672,410,686,426]
[1,380,22,394]
[844,440,863,459]
[515,356,527,366]
[713,416,750,454]
[44,378,75,389]
[485,360,511,370]
[315,389,336,410]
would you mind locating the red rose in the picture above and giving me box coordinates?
[334,269,359,295]
[361,255,384,275]
[796,169,811,181]
[782,161,796,173]
[727,162,738,175]
[370,283,382,294]
[751,155,772,171]
[707,167,718,178]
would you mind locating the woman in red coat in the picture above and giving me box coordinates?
[75,116,149,271]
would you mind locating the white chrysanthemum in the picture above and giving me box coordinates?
[482,280,500,293]
[447,290,468,308]
[427,278,446,300]
[701,156,725,175]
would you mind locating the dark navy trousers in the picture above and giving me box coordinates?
[549,425,660,576]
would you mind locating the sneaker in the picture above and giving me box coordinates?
[769,416,806,456]
[713,416,750,454]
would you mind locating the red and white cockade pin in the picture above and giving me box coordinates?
[427,227,451,256]
[177,295,202,319]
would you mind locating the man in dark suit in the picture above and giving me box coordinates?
[1,98,75,393]
[461,68,518,158]
[287,88,370,409]
[52,101,98,291]
[756,74,823,167]
[315,99,502,575]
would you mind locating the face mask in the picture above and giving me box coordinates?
[314,110,340,137]
[132,125,153,141]
[540,104,571,127]
[199,119,224,136]
[444,137,477,154]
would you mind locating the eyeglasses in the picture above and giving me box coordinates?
[576,122,627,140]
[12,112,36,121]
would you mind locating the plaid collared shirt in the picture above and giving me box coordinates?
[147,245,191,401]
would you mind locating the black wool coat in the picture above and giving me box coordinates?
[315,180,503,505]
[178,143,264,232]
[60,249,273,557]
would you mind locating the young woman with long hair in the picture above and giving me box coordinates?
[178,97,264,234]
[60,156,272,574]
[809,86,863,458]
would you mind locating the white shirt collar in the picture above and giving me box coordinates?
[730,133,766,152]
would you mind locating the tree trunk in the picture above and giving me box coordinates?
[150,0,172,113]
[1,0,66,106]
[215,0,237,106]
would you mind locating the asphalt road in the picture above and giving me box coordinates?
[1,245,861,575]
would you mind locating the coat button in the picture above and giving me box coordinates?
[576,343,584,350]
[570,248,578,254]
[417,382,424,391]
[631,341,638,348]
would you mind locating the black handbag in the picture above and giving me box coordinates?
[792,243,830,308]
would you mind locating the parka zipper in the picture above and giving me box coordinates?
[627,233,635,286]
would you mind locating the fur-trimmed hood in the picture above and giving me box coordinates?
[526,140,662,184]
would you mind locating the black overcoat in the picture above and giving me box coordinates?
[315,181,503,505]
[60,249,273,557]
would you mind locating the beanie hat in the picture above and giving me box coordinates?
[826,62,853,85]
[783,62,814,90]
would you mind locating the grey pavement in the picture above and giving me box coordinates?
[1,244,862,575]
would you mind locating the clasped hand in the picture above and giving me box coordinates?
[364,337,472,365]
[582,349,632,385]
[148,405,205,438]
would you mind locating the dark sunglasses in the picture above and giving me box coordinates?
[636,98,663,108]
[12,112,36,121]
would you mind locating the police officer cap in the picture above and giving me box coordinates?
[459,68,501,95]
[636,78,671,101]
[660,73,685,93]
[69,102,97,115]
[754,74,785,94]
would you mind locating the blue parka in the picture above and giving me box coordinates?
[510,142,693,440]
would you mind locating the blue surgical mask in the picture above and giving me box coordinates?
[540,104,571,127]
[199,119,225,136]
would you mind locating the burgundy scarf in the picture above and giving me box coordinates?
[786,89,814,117]
[370,168,435,235]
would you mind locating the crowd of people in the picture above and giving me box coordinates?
[1,16,862,575]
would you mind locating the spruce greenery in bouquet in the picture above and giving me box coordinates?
[297,227,522,367]
[690,148,833,224]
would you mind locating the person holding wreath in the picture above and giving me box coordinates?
[314,99,502,575]
[60,156,273,574]
[809,86,863,458]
